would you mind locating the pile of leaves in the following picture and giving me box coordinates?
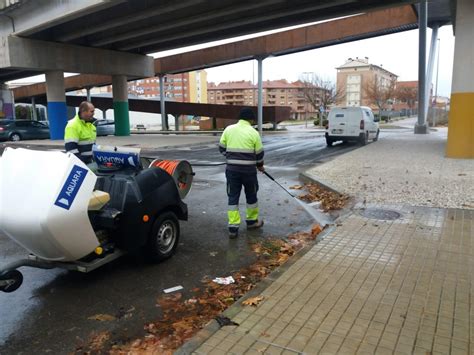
[294,183,349,212]
[101,225,323,354]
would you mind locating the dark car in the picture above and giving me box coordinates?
[94,119,115,136]
[0,120,50,142]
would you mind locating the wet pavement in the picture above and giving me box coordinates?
[0,131,359,353]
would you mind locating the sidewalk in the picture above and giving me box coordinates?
[181,129,474,354]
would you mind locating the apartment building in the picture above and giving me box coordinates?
[106,70,208,103]
[392,80,418,114]
[336,57,398,108]
[207,79,317,119]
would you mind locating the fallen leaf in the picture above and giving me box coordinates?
[311,224,322,237]
[289,185,303,190]
[242,296,264,306]
[88,331,111,351]
[88,314,116,322]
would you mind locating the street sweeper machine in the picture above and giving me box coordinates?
[0,145,194,293]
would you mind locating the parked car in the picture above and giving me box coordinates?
[0,120,50,142]
[325,106,379,146]
[94,119,115,136]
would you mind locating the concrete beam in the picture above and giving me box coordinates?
[19,94,291,124]
[6,0,122,36]
[155,5,418,74]
[12,74,112,99]
[59,0,205,42]
[118,0,354,51]
[1,36,154,77]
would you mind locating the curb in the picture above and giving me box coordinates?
[298,171,341,195]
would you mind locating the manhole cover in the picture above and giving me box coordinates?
[360,208,401,220]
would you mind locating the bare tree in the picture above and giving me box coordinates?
[299,73,344,122]
[300,73,345,126]
[394,85,418,117]
[364,76,397,117]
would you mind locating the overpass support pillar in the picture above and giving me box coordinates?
[45,71,67,140]
[31,97,37,121]
[112,75,130,136]
[159,75,168,131]
[415,0,428,134]
[446,0,474,158]
[0,84,14,119]
[257,57,266,136]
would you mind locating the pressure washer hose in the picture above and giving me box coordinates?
[151,160,184,187]
[149,159,194,199]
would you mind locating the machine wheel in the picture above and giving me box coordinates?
[326,137,333,147]
[9,133,21,142]
[0,270,23,293]
[373,130,380,142]
[360,132,368,146]
[145,212,180,262]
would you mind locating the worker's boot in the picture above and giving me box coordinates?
[228,227,239,239]
[246,219,264,229]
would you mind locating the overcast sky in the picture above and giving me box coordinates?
[203,26,454,98]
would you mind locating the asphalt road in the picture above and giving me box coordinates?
[0,132,360,353]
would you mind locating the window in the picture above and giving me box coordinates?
[335,114,344,118]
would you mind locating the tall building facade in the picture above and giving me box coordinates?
[336,57,397,108]
[207,79,318,119]
[106,70,208,103]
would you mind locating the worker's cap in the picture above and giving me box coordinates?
[239,107,256,120]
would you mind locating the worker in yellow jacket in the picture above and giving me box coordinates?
[64,101,97,164]
[219,107,265,239]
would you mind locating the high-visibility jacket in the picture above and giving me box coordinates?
[64,114,96,163]
[219,119,264,172]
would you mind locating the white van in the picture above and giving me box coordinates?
[325,106,380,146]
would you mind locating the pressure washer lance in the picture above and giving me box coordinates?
[263,171,321,222]
[263,171,296,198]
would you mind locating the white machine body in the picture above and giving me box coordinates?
[0,148,99,261]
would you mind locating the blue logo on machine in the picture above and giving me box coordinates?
[54,165,88,210]
[93,150,140,169]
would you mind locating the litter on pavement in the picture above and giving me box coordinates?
[163,285,184,293]
[212,276,235,285]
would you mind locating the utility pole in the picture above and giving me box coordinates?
[434,38,440,127]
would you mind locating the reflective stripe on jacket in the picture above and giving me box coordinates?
[219,120,264,172]
[64,114,97,163]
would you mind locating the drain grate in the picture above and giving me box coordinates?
[360,208,401,220]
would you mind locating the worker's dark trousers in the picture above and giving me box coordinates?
[226,170,259,232]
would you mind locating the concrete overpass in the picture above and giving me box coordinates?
[1,0,471,158]
[0,0,451,82]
